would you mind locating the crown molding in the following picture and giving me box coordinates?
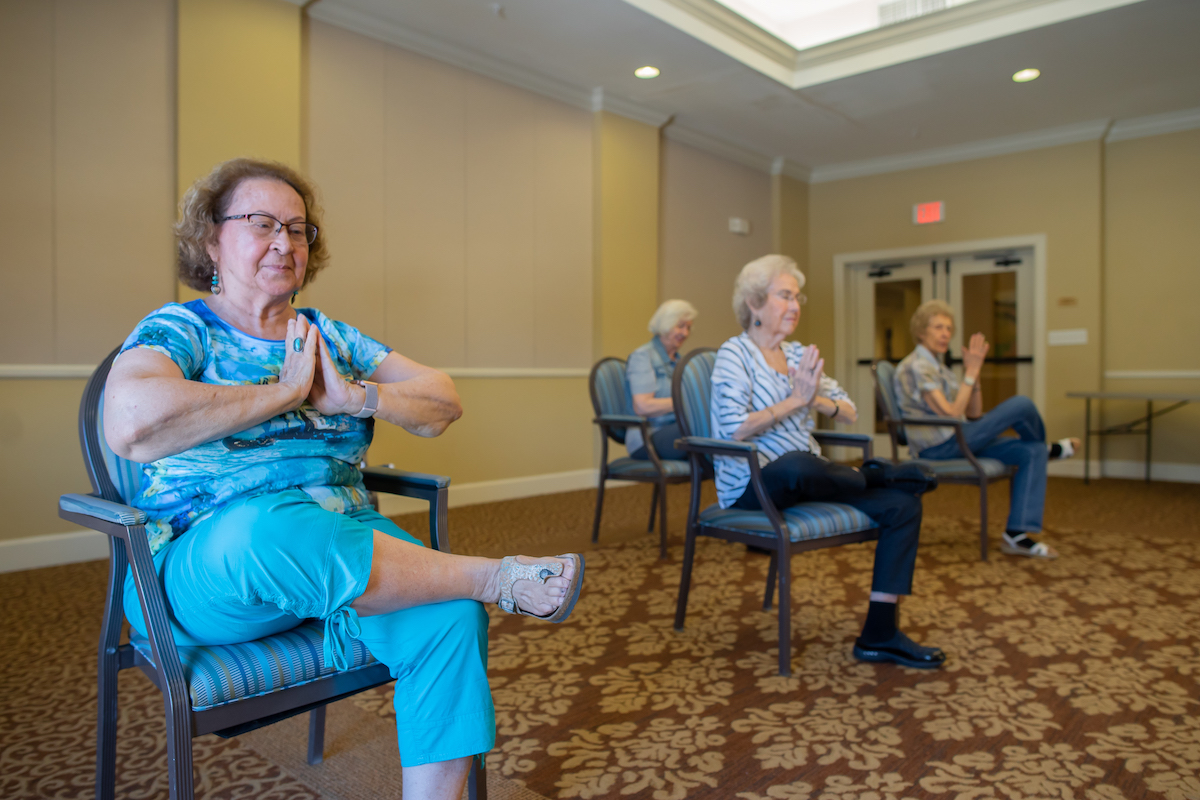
[770,156,811,182]
[591,88,673,128]
[1106,106,1200,143]
[809,118,1111,183]
[662,124,777,174]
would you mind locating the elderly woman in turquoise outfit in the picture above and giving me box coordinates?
[104,158,584,800]
[625,299,698,461]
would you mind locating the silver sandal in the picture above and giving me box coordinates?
[497,554,585,623]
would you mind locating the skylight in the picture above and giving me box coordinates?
[712,0,984,52]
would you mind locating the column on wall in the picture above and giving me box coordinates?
[592,111,661,360]
[176,0,303,302]
[771,172,810,341]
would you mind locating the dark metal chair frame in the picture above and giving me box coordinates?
[589,356,691,559]
[60,346,486,800]
[671,347,880,676]
[871,360,1017,562]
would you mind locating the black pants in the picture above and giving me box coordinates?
[629,423,687,461]
[733,451,922,596]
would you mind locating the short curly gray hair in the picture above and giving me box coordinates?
[910,299,955,343]
[175,158,329,292]
[648,299,698,335]
[732,254,806,331]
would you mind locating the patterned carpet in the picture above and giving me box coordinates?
[2,479,1199,799]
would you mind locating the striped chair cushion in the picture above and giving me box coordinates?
[96,392,145,503]
[676,350,716,440]
[914,457,1011,479]
[130,620,379,711]
[607,457,691,479]
[592,358,631,445]
[699,501,876,543]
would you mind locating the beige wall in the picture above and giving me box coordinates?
[659,139,773,351]
[809,142,1105,440]
[304,21,592,369]
[1101,128,1200,464]
[773,174,810,273]
[593,112,661,360]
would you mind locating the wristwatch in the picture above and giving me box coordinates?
[351,380,379,418]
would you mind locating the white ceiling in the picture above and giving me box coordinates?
[308,0,1200,173]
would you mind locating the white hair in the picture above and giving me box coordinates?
[732,254,806,331]
[648,299,699,335]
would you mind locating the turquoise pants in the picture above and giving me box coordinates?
[123,489,494,766]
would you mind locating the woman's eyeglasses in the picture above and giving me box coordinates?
[221,213,318,245]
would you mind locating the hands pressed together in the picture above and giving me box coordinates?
[279,314,365,417]
[788,345,825,408]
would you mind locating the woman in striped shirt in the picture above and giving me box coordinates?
[710,255,943,670]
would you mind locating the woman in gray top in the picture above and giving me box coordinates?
[894,299,1079,559]
[625,299,698,461]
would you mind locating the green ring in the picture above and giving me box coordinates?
[292,337,305,353]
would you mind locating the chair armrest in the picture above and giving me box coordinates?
[898,415,964,428]
[60,493,146,526]
[676,436,758,459]
[594,414,648,427]
[361,466,450,495]
[812,431,874,458]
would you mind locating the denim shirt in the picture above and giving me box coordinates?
[624,336,678,454]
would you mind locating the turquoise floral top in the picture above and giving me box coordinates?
[119,300,391,555]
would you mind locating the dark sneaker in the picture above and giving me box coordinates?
[853,630,946,669]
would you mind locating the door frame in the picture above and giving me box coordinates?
[832,234,1048,434]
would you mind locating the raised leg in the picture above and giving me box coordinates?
[647,483,660,532]
[307,706,326,765]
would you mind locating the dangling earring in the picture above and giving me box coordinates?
[210,269,221,295]
[753,318,761,327]
[290,291,298,305]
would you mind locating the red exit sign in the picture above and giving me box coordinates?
[913,201,945,224]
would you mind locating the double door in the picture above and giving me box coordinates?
[847,248,1034,442]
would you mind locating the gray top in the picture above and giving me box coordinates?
[624,337,678,455]
[893,344,961,454]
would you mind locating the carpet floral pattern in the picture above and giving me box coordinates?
[353,516,1200,800]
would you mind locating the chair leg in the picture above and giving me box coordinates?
[776,546,793,677]
[164,699,194,800]
[647,483,659,532]
[307,706,326,765]
[658,482,669,560]
[591,477,606,544]
[763,552,778,610]
[95,646,120,800]
[674,528,698,630]
[469,753,488,800]
[979,482,989,562]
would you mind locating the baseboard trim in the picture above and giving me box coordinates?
[1047,458,1200,483]
[0,529,110,574]
[376,468,631,516]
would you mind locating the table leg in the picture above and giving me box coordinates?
[1083,397,1091,485]
[1145,400,1153,482]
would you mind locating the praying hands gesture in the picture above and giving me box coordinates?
[789,345,824,408]
[280,314,364,417]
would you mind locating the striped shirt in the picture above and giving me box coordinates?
[710,333,854,508]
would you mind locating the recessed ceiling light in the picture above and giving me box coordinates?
[634,66,660,79]
[1012,68,1040,83]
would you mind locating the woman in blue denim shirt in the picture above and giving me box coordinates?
[625,299,698,460]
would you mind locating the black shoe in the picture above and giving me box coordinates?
[861,459,939,496]
[853,630,946,669]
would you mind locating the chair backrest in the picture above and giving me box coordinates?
[672,347,717,440]
[871,360,907,446]
[80,347,146,504]
[589,357,630,444]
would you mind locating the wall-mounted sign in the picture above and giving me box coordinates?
[913,201,945,225]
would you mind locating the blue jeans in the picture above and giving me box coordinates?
[123,490,494,766]
[629,422,687,461]
[917,395,1048,533]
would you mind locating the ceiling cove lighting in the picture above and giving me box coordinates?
[634,66,660,79]
[1012,68,1041,83]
